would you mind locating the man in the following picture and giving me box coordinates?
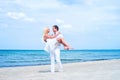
[50,25,63,73]
[43,25,71,73]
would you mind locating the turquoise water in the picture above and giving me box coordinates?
[0,50,120,68]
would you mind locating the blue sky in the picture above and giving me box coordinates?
[0,0,120,50]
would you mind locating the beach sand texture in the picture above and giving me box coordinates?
[0,59,120,80]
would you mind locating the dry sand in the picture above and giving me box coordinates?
[0,59,120,80]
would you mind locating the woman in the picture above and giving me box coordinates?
[43,27,71,51]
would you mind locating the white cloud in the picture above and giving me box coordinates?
[24,17,35,23]
[7,12,35,22]
[7,12,25,20]
[56,19,72,29]
[56,19,64,24]
[85,0,94,6]
[14,0,61,9]
[62,24,73,29]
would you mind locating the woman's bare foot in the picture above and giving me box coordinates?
[64,46,73,50]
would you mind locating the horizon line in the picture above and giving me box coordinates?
[0,49,120,51]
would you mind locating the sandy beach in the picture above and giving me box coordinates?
[0,59,120,80]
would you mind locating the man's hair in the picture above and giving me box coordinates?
[53,25,59,31]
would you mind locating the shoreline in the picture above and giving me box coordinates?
[0,59,119,68]
[0,59,120,80]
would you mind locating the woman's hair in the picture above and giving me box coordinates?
[43,27,49,36]
[42,27,49,42]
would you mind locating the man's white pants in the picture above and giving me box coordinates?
[50,48,63,72]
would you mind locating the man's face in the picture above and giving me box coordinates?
[52,27,57,33]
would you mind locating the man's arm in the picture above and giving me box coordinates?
[45,32,60,39]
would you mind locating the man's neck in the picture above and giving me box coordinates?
[54,31,59,34]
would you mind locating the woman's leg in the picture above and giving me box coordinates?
[57,38,72,50]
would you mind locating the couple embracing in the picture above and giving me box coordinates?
[42,25,72,73]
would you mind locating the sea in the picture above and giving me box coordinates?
[0,50,120,68]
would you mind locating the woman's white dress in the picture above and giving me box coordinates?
[44,38,58,53]
[43,34,63,53]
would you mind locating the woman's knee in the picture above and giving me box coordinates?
[57,38,62,43]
